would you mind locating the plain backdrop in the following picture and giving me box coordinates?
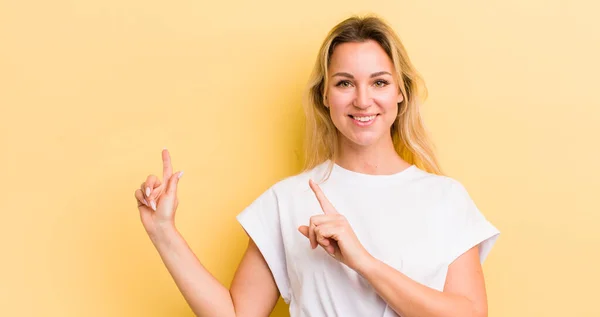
[1,0,599,316]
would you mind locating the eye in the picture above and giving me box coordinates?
[374,80,390,87]
[335,80,353,88]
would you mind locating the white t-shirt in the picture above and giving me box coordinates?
[236,160,500,317]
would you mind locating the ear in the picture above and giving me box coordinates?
[397,92,404,104]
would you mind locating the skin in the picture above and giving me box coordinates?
[134,39,488,317]
[325,39,410,175]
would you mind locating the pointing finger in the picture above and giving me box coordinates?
[162,148,173,182]
[309,179,338,214]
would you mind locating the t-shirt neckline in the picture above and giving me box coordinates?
[325,160,418,185]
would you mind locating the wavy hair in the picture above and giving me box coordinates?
[302,15,443,179]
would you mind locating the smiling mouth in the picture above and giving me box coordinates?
[349,114,379,122]
[348,114,379,126]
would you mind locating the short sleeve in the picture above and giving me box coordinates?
[443,180,500,265]
[236,187,291,303]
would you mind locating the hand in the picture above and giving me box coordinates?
[134,149,184,236]
[298,179,373,272]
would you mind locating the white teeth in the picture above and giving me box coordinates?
[353,115,376,122]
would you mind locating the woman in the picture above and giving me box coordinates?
[134,15,500,317]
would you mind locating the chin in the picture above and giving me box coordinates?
[342,132,384,148]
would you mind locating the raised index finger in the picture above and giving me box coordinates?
[309,179,338,214]
[162,148,173,181]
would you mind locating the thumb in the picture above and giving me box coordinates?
[298,225,309,238]
[166,170,184,195]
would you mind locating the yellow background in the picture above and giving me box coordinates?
[1,0,599,316]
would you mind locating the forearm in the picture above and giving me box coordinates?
[150,225,236,317]
[357,258,484,317]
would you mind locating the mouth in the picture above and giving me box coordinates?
[348,114,379,126]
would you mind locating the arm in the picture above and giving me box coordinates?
[137,149,280,317]
[302,178,492,317]
[150,225,280,317]
[230,237,281,317]
[356,246,488,317]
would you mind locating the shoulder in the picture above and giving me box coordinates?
[404,168,484,222]
[412,170,488,227]
[409,166,468,199]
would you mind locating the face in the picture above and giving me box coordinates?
[325,39,403,149]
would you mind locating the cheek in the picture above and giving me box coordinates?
[327,91,353,109]
[377,94,401,117]
[374,90,400,107]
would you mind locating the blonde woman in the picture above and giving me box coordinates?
[135,15,500,317]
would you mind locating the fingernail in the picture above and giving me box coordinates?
[146,187,151,197]
[178,171,184,179]
[163,147,167,150]
[143,198,148,205]
[150,201,156,211]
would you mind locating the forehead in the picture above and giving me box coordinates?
[328,39,394,74]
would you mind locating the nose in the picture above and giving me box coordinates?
[353,85,372,109]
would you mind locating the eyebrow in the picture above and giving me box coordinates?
[332,71,393,78]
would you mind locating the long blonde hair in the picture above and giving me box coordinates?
[302,15,443,178]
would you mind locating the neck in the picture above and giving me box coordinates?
[335,133,411,175]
